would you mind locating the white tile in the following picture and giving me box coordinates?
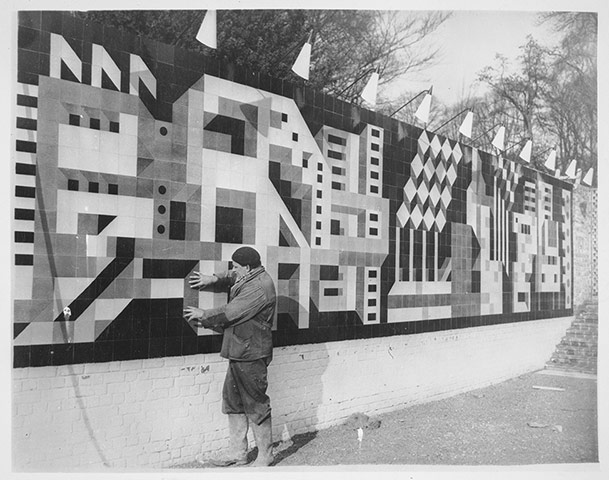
[116,196,137,218]
[119,113,138,136]
[13,242,34,255]
[95,44,121,88]
[80,128,101,151]
[12,219,35,233]
[119,133,137,156]
[133,217,153,238]
[16,83,39,96]
[15,151,37,165]
[15,174,36,188]
[58,124,79,148]
[426,305,452,320]
[117,154,137,176]
[12,266,33,300]
[16,105,37,120]
[100,130,119,153]
[151,279,184,298]
[202,92,218,116]
[15,128,37,143]
[57,145,80,170]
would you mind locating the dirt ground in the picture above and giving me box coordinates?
[176,369,598,468]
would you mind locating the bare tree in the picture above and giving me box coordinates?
[74,10,450,104]
[465,12,597,175]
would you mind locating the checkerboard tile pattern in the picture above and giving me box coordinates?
[12,11,573,367]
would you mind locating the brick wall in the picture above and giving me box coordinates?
[13,316,572,471]
[572,185,597,306]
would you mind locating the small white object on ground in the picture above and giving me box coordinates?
[532,385,566,391]
[527,422,549,428]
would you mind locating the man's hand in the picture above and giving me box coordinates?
[183,306,205,327]
[189,272,218,290]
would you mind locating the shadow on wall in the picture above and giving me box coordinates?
[265,340,331,464]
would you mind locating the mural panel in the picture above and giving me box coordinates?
[12,12,572,367]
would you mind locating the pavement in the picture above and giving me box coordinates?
[175,368,600,471]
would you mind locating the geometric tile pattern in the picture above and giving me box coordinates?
[12,11,573,367]
[493,154,522,210]
[396,130,462,233]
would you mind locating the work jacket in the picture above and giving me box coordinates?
[199,266,276,361]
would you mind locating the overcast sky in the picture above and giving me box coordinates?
[389,10,563,106]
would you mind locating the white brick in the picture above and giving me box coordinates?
[105,371,126,383]
[164,356,186,367]
[113,393,126,404]
[149,389,169,400]
[17,403,34,416]
[20,379,38,391]
[120,402,141,415]
[84,363,111,374]
[97,394,114,407]
[152,378,174,389]
[61,364,85,375]
[135,370,150,381]
[27,366,57,378]
[175,376,194,387]
[149,368,170,379]
[13,390,42,404]
[120,359,144,371]
[12,368,29,379]
[148,358,166,368]
[107,382,130,394]
[179,385,199,397]
[78,373,104,386]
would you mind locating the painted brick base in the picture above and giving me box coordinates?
[12,316,572,471]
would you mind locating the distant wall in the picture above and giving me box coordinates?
[572,185,597,306]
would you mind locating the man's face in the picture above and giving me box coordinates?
[232,261,250,280]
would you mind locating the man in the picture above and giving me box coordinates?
[183,246,276,467]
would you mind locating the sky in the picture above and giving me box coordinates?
[389,10,563,106]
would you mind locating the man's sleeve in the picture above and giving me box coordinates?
[213,270,235,289]
[199,285,267,329]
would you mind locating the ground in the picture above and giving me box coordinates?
[176,370,598,468]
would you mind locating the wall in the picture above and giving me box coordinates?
[13,316,572,470]
[13,11,573,367]
[12,11,575,470]
[572,185,597,306]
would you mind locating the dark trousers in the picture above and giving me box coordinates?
[222,357,271,425]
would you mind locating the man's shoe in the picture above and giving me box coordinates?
[205,451,248,467]
[198,413,250,467]
[250,417,274,467]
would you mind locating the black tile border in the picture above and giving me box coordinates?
[13,308,572,367]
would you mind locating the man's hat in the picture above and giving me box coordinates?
[231,246,261,268]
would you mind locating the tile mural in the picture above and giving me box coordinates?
[12,12,572,367]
